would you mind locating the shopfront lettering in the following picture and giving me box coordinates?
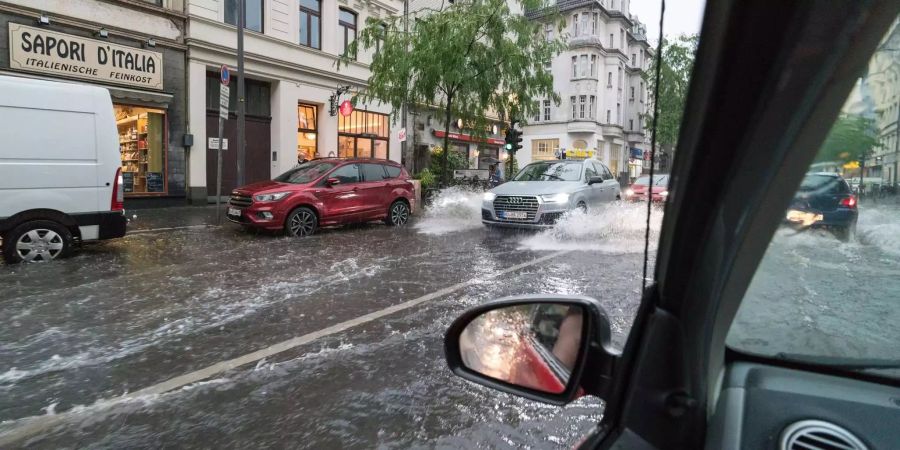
[8,24,163,90]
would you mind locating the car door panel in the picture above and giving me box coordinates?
[359,163,392,219]
[317,164,363,222]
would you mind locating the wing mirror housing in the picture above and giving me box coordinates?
[444,295,620,405]
[588,176,604,185]
[326,177,341,186]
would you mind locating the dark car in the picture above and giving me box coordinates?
[785,173,858,239]
[226,159,415,236]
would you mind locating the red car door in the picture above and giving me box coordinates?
[358,163,392,219]
[317,163,365,222]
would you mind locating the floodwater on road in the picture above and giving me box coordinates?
[0,191,659,448]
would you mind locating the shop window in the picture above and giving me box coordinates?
[299,0,321,49]
[225,0,264,33]
[115,105,167,196]
[532,139,559,161]
[298,103,318,162]
[339,8,357,58]
[338,109,390,159]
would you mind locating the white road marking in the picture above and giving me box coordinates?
[0,250,570,446]
[127,225,215,235]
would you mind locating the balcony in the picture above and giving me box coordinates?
[568,120,599,133]
[602,125,624,139]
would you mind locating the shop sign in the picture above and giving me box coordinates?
[398,128,407,142]
[630,147,643,159]
[339,100,354,117]
[219,84,230,119]
[208,138,229,150]
[433,130,505,146]
[8,23,164,90]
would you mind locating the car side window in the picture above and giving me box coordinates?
[384,165,401,179]
[361,164,387,182]
[594,162,613,180]
[328,164,360,184]
[584,163,598,181]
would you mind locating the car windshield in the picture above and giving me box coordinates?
[273,162,336,184]
[727,20,900,378]
[633,175,668,186]
[513,162,583,182]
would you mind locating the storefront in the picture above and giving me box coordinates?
[298,103,318,162]
[337,109,390,159]
[0,13,188,201]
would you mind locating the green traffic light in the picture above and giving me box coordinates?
[505,143,513,150]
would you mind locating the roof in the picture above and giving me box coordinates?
[311,157,401,165]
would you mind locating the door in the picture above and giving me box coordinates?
[317,163,363,222]
[205,113,271,197]
[358,163,391,218]
[583,162,604,207]
[594,162,619,201]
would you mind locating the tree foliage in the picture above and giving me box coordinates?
[644,34,698,151]
[815,114,880,163]
[339,0,566,183]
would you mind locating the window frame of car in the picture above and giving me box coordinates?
[361,163,388,182]
[321,162,361,186]
[583,161,599,181]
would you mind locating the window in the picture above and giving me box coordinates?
[114,105,167,196]
[384,165,401,178]
[616,103,621,124]
[640,81,644,102]
[139,0,162,5]
[592,13,598,34]
[299,0,321,49]
[297,103,318,162]
[608,71,613,87]
[630,87,635,100]
[543,100,551,121]
[571,96,577,118]
[339,8,357,57]
[572,56,578,78]
[580,14,588,37]
[629,119,633,130]
[338,109,390,159]
[632,54,636,66]
[573,14,579,35]
[533,101,541,122]
[579,95,586,119]
[328,164,360,184]
[590,55,597,77]
[225,0,263,32]
[609,33,614,47]
[585,162,598,180]
[618,67,623,89]
[361,164,388,182]
[589,96,595,119]
[606,109,611,123]
[621,30,625,49]
[599,162,614,180]
[580,55,588,77]
[532,139,559,161]
[545,23,553,41]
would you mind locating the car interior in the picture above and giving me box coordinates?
[444,0,900,449]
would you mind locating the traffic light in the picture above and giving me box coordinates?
[504,124,523,155]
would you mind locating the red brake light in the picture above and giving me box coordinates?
[111,167,124,211]
[840,195,857,208]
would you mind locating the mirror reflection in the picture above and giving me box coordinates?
[459,303,584,394]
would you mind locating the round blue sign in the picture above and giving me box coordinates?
[220,65,230,86]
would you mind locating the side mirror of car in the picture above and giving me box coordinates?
[588,176,604,185]
[326,177,341,186]
[444,295,619,405]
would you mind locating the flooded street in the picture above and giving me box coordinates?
[0,193,656,448]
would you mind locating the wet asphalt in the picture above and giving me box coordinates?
[0,199,650,449]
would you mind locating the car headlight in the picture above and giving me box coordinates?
[483,192,497,202]
[625,188,634,197]
[540,192,570,203]
[254,192,291,202]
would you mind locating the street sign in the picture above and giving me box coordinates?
[219,84,229,119]
[398,128,407,142]
[339,100,353,117]
[220,64,230,86]
[208,137,229,150]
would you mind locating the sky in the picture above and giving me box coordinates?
[629,0,706,42]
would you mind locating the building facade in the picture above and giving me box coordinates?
[523,0,651,182]
[0,0,189,202]
[184,0,404,203]
[865,17,900,186]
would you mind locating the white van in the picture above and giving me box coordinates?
[0,75,127,264]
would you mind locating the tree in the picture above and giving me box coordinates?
[644,34,699,154]
[815,114,880,164]
[340,0,566,184]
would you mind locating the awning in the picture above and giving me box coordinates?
[107,86,173,109]
[433,130,505,146]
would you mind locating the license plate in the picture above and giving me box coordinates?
[502,211,527,219]
[228,207,241,216]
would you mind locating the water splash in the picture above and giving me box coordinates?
[519,202,664,253]
[414,187,485,235]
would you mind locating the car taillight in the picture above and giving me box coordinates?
[840,195,857,208]
[111,167,124,211]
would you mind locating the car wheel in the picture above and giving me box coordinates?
[284,207,318,237]
[834,223,856,242]
[386,200,410,226]
[576,201,588,213]
[2,220,73,264]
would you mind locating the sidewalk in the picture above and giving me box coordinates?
[125,205,221,232]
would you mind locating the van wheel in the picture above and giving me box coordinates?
[576,201,588,213]
[285,207,318,237]
[385,200,410,226]
[2,220,73,264]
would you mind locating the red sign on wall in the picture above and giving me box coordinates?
[433,130,505,146]
[339,100,354,117]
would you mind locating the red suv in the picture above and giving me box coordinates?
[226,159,415,236]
